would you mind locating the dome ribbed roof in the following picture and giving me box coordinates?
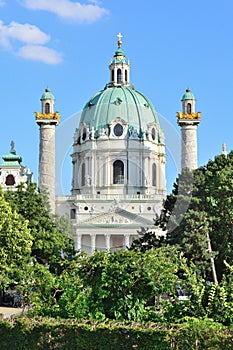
[40,87,55,100]
[79,86,160,132]
[1,151,22,167]
[182,88,195,100]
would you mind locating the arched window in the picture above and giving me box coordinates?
[70,209,76,219]
[81,163,85,186]
[111,69,114,82]
[113,160,124,184]
[152,163,156,187]
[187,103,191,114]
[5,174,15,186]
[45,102,50,114]
[125,70,128,82]
[151,128,156,141]
[82,128,87,141]
[117,69,122,84]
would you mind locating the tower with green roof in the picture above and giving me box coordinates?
[177,88,201,170]
[36,88,60,213]
[0,141,33,190]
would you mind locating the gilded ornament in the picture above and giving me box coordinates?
[177,111,201,120]
[35,111,60,122]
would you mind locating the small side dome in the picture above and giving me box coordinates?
[181,88,195,101]
[1,141,22,166]
[40,87,55,101]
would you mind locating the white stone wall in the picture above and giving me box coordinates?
[59,119,166,253]
[181,124,198,170]
[71,137,166,197]
[0,166,29,190]
[182,98,196,114]
[41,99,54,114]
[39,124,56,212]
[56,191,165,253]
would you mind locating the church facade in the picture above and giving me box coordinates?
[56,35,167,253]
[39,35,201,253]
[1,34,201,254]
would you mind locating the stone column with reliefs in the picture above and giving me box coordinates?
[177,88,201,171]
[36,88,60,213]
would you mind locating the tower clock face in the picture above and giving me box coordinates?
[114,123,123,136]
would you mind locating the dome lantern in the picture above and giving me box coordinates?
[181,88,196,114]
[40,87,55,115]
[109,33,131,87]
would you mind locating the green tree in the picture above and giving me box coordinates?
[198,152,233,279]
[5,183,75,271]
[133,152,233,281]
[129,227,165,252]
[0,188,32,290]
[76,247,184,321]
[28,248,185,322]
[131,168,216,280]
[131,169,196,251]
[163,169,215,280]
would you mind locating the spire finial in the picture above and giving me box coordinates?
[117,32,123,47]
[222,143,227,156]
[10,140,15,153]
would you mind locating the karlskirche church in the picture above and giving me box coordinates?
[0,34,201,254]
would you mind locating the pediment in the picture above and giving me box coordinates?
[80,208,153,226]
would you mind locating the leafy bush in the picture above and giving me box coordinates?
[0,317,233,350]
[29,247,185,322]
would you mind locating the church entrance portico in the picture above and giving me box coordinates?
[75,232,138,254]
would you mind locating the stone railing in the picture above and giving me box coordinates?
[56,190,166,202]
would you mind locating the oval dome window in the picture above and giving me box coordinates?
[114,123,123,136]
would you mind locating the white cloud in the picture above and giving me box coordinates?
[0,21,62,64]
[21,0,109,22]
[0,21,50,49]
[18,45,62,64]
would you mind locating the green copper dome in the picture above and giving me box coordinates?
[114,47,126,63]
[182,88,195,100]
[78,35,161,138]
[40,87,55,100]
[115,47,125,56]
[79,85,160,132]
[1,142,22,167]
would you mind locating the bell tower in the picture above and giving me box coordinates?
[177,88,201,170]
[36,88,60,213]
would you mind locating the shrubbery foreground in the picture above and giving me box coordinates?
[0,317,233,350]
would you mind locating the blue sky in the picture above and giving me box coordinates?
[0,0,233,194]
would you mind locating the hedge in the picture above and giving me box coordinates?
[0,317,233,349]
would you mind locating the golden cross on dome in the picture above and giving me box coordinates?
[117,32,123,47]
[117,32,123,41]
